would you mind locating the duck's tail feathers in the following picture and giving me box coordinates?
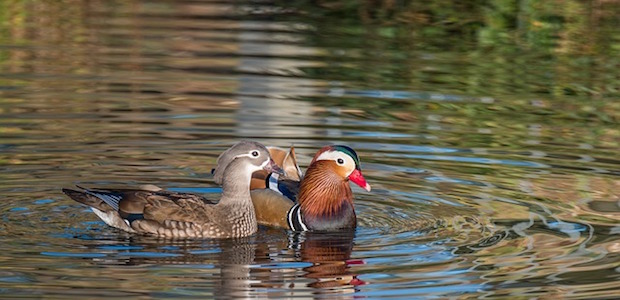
[62,187,135,232]
[62,186,121,212]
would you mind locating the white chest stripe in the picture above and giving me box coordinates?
[287,204,308,231]
[297,209,308,231]
[287,204,296,229]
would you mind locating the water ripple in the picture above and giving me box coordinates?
[0,0,618,298]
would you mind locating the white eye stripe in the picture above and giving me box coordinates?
[315,150,350,164]
[234,149,262,159]
[232,150,269,173]
[315,150,355,176]
[315,150,337,161]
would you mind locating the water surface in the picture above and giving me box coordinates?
[1,1,619,298]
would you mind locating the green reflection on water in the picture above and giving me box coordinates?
[281,0,619,97]
[1,1,618,97]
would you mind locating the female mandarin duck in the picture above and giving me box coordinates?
[62,141,283,239]
[216,145,371,231]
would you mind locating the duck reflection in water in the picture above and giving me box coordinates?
[286,230,366,291]
[86,235,260,298]
[82,228,363,297]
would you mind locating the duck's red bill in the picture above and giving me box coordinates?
[349,169,371,192]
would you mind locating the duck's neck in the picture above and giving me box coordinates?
[220,167,257,235]
[220,161,253,208]
[298,161,354,220]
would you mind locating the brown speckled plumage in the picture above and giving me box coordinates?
[63,141,281,239]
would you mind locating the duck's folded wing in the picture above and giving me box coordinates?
[139,191,212,223]
[267,146,302,181]
[251,189,294,228]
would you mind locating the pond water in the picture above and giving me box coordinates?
[1,1,619,298]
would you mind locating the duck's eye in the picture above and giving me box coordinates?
[251,151,259,157]
[337,158,344,165]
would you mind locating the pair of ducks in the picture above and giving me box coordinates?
[63,141,371,239]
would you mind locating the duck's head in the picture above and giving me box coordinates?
[310,145,371,192]
[213,141,283,184]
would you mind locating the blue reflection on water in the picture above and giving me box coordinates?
[326,88,475,103]
[159,245,180,250]
[546,221,588,233]
[9,207,28,212]
[116,252,182,258]
[97,245,144,251]
[34,199,55,205]
[0,275,34,283]
[389,190,464,206]
[41,252,107,258]
[426,176,488,186]
[352,142,462,153]
[340,131,416,138]
[188,249,221,255]
[354,282,485,297]
[387,153,548,168]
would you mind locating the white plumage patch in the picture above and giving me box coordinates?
[314,150,356,177]
[91,207,117,227]
[90,207,134,232]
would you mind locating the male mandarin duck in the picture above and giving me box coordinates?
[215,145,371,231]
[62,141,283,239]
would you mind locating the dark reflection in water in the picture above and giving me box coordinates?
[290,231,361,291]
[0,0,619,298]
